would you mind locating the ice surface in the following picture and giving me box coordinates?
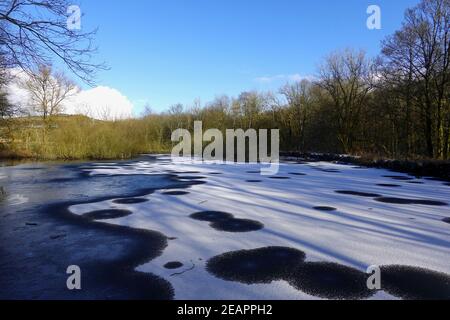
[69,157,450,300]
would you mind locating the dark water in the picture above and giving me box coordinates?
[0,157,187,300]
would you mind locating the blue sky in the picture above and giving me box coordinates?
[77,0,420,114]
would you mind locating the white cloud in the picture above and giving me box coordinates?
[66,86,134,120]
[254,73,311,84]
[254,74,286,83]
[287,74,304,82]
[6,69,134,120]
[6,69,30,108]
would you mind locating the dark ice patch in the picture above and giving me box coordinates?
[206,247,306,284]
[190,211,263,233]
[162,191,190,196]
[246,180,262,183]
[269,176,290,180]
[289,262,374,300]
[375,197,447,206]
[177,176,206,181]
[319,169,341,173]
[85,264,173,300]
[211,219,264,233]
[380,265,450,300]
[18,167,45,171]
[383,175,414,181]
[289,172,306,176]
[112,198,148,204]
[182,180,207,186]
[312,167,341,173]
[335,190,381,197]
[190,211,234,222]
[313,206,337,211]
[83,209,133,220]
[164,261,184,269]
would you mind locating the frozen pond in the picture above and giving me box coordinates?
[1,155,449,299]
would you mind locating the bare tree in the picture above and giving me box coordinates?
[381,0,450,158]
[280,80,313,151]
[318,49,375,153]
[237,91,264,129]
[0,0,105,84]
[141,103,153,117]
[21,64,77,121]
[168,103,184,130]
[265,91,283,124]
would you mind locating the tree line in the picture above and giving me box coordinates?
[0,0,449,160]
[146,0,450,160]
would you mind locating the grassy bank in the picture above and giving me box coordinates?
[0,115,171,160]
